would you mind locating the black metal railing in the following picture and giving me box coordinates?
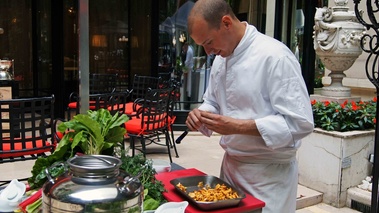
[354,1,379,212]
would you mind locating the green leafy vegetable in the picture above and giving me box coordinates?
[28,109,129,189]
[58,109,129,155]
[120,153,167,210]
[143,197,160,210]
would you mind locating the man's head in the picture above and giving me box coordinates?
[187,0,244,57]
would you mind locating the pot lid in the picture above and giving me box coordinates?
[67,155,121,180]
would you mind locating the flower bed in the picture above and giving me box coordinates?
[298,98,377,207]
[311,97,377,132]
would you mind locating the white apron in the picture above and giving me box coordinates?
[220,153,298,213]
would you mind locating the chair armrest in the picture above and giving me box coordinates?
[53,118,66,144]
[132,98,145,112]
[68,92,79,102]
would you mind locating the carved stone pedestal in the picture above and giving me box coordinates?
[314,0,366,98]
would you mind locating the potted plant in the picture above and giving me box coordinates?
[311,98,376,132]
[297,98,377,207]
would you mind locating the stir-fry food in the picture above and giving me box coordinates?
[176,182,240,202]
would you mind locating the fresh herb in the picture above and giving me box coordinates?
[57,109,129,155]
[120,153,167,210]
[28,109,129,189]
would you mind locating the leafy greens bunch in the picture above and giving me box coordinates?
[120,153,167,211]
[28,109,129,189]
[57,108,129,155]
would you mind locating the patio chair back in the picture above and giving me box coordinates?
[124,74,162,116]
[90,73,118,94]
[129,74,162,102]
[0,95,56,163]
[66,73,119,119]
[126,87,176,162]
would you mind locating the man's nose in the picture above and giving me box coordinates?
[203,46,214,55]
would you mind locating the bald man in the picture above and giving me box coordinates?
[185,0,314,212]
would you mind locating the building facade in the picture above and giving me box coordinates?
[0,0,325,118]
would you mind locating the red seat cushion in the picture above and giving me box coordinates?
[68,101,98,110]
[124,102,142,115]
[107,104,126,112]
[125,115,167,135]
[1,139,53,158]
[56,131,64,140]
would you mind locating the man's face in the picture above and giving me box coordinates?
[190,17,233,57]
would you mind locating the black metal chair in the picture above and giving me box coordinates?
[0,95,56,163]
[89,73,119,94]
[66,73,119,120]
[125,87,177,163]
[160,78,181,156]
[100,90,130,115]
[124,74,162,116]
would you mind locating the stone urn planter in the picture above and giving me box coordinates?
[297,128,375,207]
[313,0,366,97]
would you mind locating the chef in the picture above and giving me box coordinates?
[185,0,314,212]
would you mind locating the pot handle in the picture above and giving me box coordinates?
[45,162,68,184]
[118,166,145,197]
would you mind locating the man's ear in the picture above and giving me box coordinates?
[221,15,232,29]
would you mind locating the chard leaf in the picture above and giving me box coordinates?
[73,114,104,145]
[105,127,126,143]
[71,131,85,151]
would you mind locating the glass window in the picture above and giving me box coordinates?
[0,1,32,97]
[89,0,129,89]
[159,0,210,110]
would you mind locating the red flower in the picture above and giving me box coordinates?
[373,97,377,102]
[351,101,358,111]
[312,98,376,131]
[311,100,317,105]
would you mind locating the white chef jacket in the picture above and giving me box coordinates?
[198,23,314,213]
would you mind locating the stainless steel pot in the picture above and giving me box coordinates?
[42,155,143,213]
[0,71,12,80]
[0,60,13,80]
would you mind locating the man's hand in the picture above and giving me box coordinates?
[186,109,261,136]
[200,111,261,136]
[186,108,203,131]
[199,111,238,135]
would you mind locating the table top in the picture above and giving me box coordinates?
[155,168,265,213]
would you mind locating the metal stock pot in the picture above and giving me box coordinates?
[42,155,143,213]
[0,60,13,80]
